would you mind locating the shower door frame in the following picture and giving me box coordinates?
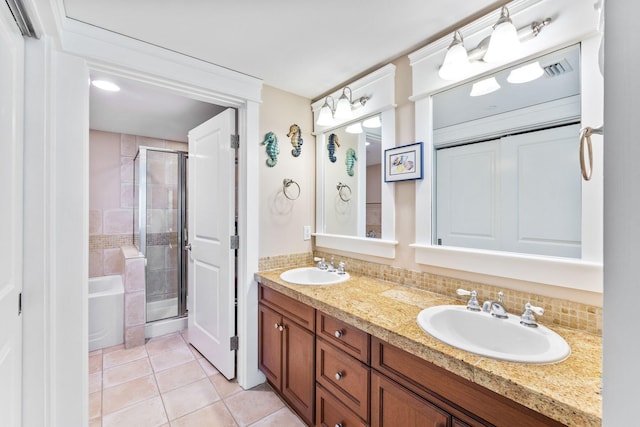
[135,146,189,319]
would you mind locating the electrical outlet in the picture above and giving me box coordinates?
[303,225,311,241]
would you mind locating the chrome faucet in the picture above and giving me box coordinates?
[327,256,336,272]
[520,302,544,328]
[456,289,481,312]
[337,261,346,275]
[482,291,508,319]
[314,257,328,270]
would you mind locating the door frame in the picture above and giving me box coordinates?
[22,10,264,426]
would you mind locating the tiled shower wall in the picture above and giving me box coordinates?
[89,129,187,278]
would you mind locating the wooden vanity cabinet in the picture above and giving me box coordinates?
[258,285,315,426]
[371,337,566,427]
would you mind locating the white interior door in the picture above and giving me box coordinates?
[0,3,23,426]
[187,108,236,380]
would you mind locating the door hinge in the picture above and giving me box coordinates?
[230,235,239,250]
[18,292,22,315]
[230,336,239,351]
[230,134,239,149]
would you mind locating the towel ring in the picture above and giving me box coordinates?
[283,178,300,200]
[337,182,352,202]
[579,126,603,181]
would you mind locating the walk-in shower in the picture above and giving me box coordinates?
[133,147,188,323]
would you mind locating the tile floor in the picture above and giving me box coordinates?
[89,330,306,427]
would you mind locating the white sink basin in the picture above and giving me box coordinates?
[280,267,350,286]
[417,305,570,364]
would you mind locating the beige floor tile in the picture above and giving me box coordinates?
[103,357,153,389]
[89,371,103,394]
[247,406,306,427]
[197,357,220,376]
[210,374,242,398]
[149,345,195,372]
[188,343,204,359]
[102,374,159,415]
[102,396,167,427]
[145,333,187,356]
[89,353,103,374]
[89,391,102,420]
[155,360,206,393]
[89,349,103,357]
[170,401,238,427]
[161,377,220,420]
[224,388,285,427]
[103,343,125,354]
[103,345,148,369]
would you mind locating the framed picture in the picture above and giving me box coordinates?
[384,142,424,182]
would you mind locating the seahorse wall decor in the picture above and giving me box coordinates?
[261,131,279,167]
[327,133,340,163]
[346,148,357,176]
[287,124,303,157]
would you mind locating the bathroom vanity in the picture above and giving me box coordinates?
[255,269,602,427]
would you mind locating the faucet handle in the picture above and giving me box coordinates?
[457,289,481,312]
[337,261,346,275]
[520,302,544,328]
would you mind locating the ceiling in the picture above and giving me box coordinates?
[64,0,502,99]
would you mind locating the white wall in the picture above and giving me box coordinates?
[324,129,359,236]
[602,1,640,424]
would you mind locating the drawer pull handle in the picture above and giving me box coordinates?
[335,371,343,381]
[335,424,343,427]
[334,329,344,338]
[274,323,279,329]
[274,323,284,332]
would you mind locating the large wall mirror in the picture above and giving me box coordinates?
[323,114,382,238]
[312,64,398,258]
[409,0,603,292]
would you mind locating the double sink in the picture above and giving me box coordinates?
[279,266,570,364]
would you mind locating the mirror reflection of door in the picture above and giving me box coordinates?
[323,114,382,238]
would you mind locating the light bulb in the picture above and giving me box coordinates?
[484,7,521,64]
[334,93,352,121]
[316,102,334,126]
[345,123,363,134]
[439,32,471,81]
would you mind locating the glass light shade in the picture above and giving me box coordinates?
[334,94,353,121]
[362,116,381,128]
[345,123,363,134]
[91,80,120,92]
[439,43,471,81]
[507,61,544,84]
[316,104,334,126]
[483,21,521,63]
[470,77,501,97]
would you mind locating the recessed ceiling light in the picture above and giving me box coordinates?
[91,80,120,92]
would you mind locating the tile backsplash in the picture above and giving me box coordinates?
[259,251,602,335]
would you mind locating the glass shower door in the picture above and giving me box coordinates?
[135,147,188,323]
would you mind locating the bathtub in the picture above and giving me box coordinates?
[89,275,124,351]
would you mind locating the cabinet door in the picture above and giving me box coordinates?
[258,303,282,388]
[371,371,450,427]
[283,316,315,426]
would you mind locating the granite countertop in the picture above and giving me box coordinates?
[255,268,602,427]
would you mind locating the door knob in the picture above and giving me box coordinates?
[184,243,192,251]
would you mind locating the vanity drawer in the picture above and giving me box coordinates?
[316,383,368,427]
[317,337,370,422]
[317,311,370,363]
[259,284,315,331]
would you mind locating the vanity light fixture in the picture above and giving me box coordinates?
[316,87,370,126]
[91,79,120,92]
[507,61,544,84]
[438,6,552,81]
[483,6,521,64]
[470,77,501,97]
[345,122,363,134]
[316,96,336,126]
[438,31,472,81]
